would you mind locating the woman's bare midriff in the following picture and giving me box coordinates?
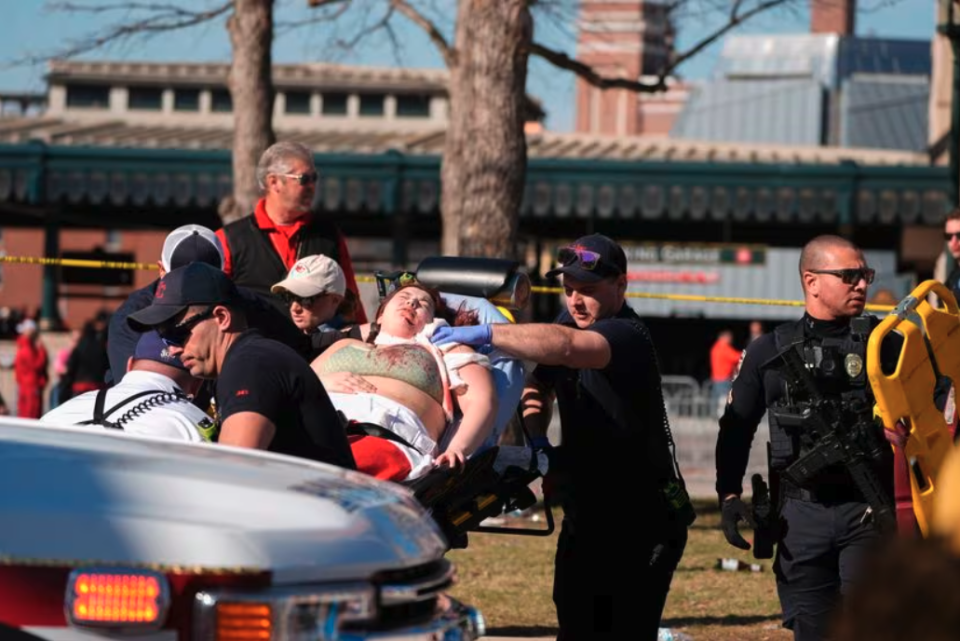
[314,339,447,442]
[361,376,447,441]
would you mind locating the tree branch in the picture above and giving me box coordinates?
[670,0,788,74]
[387,0,455,67]
[333,4,396,52]
[532,0,790,93]
[528,42,665,92]
[13,1,233,66]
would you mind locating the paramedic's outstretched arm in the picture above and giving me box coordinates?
[436,347,498,469]
[433,323,611,370]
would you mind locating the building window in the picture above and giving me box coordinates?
[65,84,110,109]
[285,91,311,115]
[358,93,385,117]
[321,92,348,115]
[396,94,431,118]
[174,88,200,112]
[211,89,232,113]
[127,87,162,111]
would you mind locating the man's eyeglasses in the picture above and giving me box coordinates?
[279,292,322,307]
[158,307,216,347]
[808,268,876,286]
[279,172,319,186]
[946,232,960,242]
[557,247,603,270]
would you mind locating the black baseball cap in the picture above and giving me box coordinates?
[545,234,627,283]
[127,262,240,331]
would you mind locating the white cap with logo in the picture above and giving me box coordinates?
[271,254,346,298]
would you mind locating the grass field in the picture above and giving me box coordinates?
[447,501,789,640]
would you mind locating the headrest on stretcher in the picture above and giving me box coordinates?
[414,256,530,310]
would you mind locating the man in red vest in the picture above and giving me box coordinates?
[216,141,366,323]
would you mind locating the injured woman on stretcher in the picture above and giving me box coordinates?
[310,283,498,482]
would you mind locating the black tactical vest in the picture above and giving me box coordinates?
[766,315,878,477]
[223,214,342,312]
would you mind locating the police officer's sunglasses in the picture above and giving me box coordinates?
[158,306,216,347]
[808,268,875,285]
[557,247,602,270]
[279,291,324,307]
[279,172,319,186]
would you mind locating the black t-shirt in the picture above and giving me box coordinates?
[216,330,356,470]
[533,304,671,514]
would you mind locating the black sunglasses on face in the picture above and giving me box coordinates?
[279,292,321,307]
[158,306,216,347]
[946,232,960,242]
[279,172,319,186]
[808,268,876,286]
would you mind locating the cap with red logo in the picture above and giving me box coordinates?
[270,254,346,298]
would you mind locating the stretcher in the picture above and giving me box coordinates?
[868,280,960,536]
[372,256,556,549]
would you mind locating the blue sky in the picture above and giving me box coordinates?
[0,0,935,131]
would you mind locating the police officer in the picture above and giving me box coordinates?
[716,235,899,641]
[431,234,692,641]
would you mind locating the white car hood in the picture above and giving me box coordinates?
[0,419,447,584]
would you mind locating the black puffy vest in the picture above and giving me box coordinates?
[222,214,342,313]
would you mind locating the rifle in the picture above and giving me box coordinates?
[765,342,895,533]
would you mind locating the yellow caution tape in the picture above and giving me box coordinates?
[0,255,898,312]
[0,255,158,271]
[532,285,896,313]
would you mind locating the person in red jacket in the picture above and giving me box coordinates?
[710,329,743,418]
[13,319,48,419]
[215,141,367,323]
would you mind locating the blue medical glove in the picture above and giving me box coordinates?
[430,324,492,347]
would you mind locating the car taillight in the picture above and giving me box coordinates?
[65,568,169,629]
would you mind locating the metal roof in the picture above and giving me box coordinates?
[47,60,451,92]
[839,75,929,151]
[0,116,930,166]
[716,34,840,85]
[669,79,825,146]
[716,34,931,89]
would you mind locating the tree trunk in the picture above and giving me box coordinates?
[440,0,532,258]
[224,0,275,224]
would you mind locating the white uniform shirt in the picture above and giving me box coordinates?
[41,370,212,443]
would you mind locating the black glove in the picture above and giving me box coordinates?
[721,496,756,550]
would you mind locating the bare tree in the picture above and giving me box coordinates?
[27,0,273,223]
[28,0,799,254]
[225,0,275,221]
[308,0,795,258]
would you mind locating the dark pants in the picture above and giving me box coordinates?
[553,516,687,641]
[775,497,883,641]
